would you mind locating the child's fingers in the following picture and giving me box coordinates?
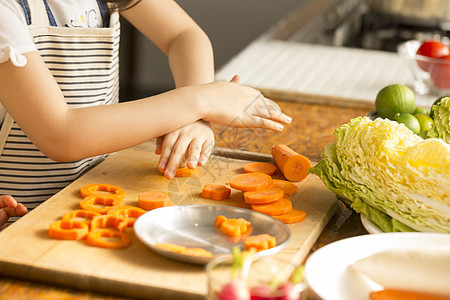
[230,74,240,84]
[155,136,164,155]
[163,137,191,179]
[186,138,202,169]
[198,139,214,167]
[0,195,17,209]
[15,203,28,216]
[0,203,27,228]
[157,133,179,173]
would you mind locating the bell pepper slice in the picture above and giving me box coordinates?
[80,183,125,200]
[91,214,128,232]
[48,220,89,240]
[107,206,146,227]
[61,209,102,228]
[86,229,131,249]
[79,194,123,214]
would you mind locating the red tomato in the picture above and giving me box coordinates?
[430,55,450,89]
[416,40,450,71]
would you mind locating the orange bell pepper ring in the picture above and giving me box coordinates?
[48,220,89,240]
[80,183,125,200]
[61,209,102,228]
[91,215,128,232]
[107,206,147,227]
[79,194,123,214]
[86,229,131,249]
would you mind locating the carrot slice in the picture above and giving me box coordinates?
[86,228,131,249]
[251,197,292,216]
[80,183,125,200]
[229,172,273,192]
[91,215,128,232]
[272,144,311,182]
[270,179,299,196]
[175,167,199,177]
[244,187,284,204]
[202,184,231,200]
[156,243,186,253]
[79,195,123,214]
[107,206,147,227]
[272,209,306,224]
[155,243,213,257]
[219,218,251,237]
[370,289,450,300]
[244,234,277,252]
[48,220,89,240]
[182,247,213,257]
[243,162,277,176]
[215,215,228,227]
[138,191,171,210]
[61,209,102,228]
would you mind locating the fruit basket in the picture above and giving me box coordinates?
[397,39,450,96]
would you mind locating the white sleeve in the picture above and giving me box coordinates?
[0,0,37,67]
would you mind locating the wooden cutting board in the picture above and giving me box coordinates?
[0,141,337,299]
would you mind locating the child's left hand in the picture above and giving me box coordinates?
[0,195,28,229]
[155,120,214,179]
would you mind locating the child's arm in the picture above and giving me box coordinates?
[121,0,216,178]
[0,195,27,229]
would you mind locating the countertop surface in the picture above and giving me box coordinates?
[0,100,370,300]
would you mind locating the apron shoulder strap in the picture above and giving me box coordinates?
[19,0,57,27]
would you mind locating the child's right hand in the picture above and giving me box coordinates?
[0,195,27,229]
[201,79,292,131]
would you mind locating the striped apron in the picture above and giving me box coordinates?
[0,0,120,222]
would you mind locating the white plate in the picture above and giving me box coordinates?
[360,214,383,234]
[134,205,291,265]
[305,232,450,300]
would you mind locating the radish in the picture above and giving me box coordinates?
[218,279,250,300]
[275,282,300,300]
[250,284,274,300]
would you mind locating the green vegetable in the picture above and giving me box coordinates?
[427,96,450,143]
[309,117,450,233]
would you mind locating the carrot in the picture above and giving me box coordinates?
[243,162,277,176]
[90,215,128,232]
[272,209,306,224]
[79,195,123,214]
[272,144,311,182]
[155,243,213,257]
[175,167,199,177]
[155,243,186,253]
[80,183,125,200]
[270,179,299,196]
[202,184,231,200]
[370,289,450,300]
[229,172,273,192]
[251,197,292,216]
[86,228,131,249]
[48,220,89,240]
[138,191,171,210]
[215,215,228,227]
[61,209,102,227]
[244,187,284,204]
[244,234,277,252]
[107,206,147,227]
[219,218,251,237]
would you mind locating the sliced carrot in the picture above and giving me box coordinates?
[80,183,125,200]
[270,179,299,196]
[244,187,284,204]
[272,144,311,182]
[229,172,273,192]
[243,162,277,176]
[272,209,306,224]
[251,197,292,216]
[107,205,147,227]
[156,243,186,253]
[155,243,213,257]
[61,209,102,228]
[219,218,251,237]
[48,220,89,240]
[79,195,123,214]
[138,191,171,210]
[214,215,228,227]
[244,234,277,252]
[91,215,128,232]
[182,247,213,257]
[370,289,450,300]
[86,228,131,249]
[202,184,231,200]
[175,167,199,177]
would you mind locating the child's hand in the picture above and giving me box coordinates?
[0,195,27,229]
[202,80,292,131]
[155,120,214,179]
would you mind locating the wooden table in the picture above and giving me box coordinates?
[0,100,370,299]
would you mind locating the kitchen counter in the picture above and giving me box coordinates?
[0,100,370,300]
